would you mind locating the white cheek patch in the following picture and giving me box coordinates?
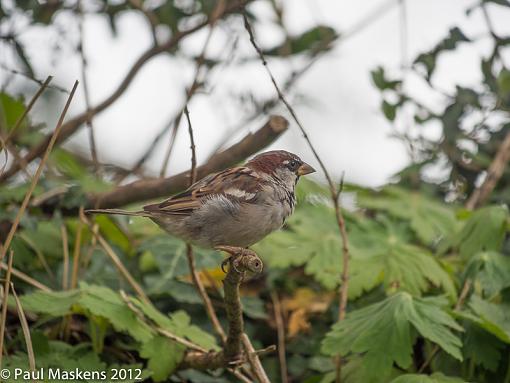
[225,188,256,200]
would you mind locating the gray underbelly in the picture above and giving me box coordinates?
[151,206,286,248]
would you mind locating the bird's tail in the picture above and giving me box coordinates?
[85,209,151,218]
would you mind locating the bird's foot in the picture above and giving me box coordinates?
[219,247,246,273]
[215,246,264,275]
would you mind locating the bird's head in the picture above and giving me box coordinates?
[246,150,315,186]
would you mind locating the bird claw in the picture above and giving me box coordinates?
[219,248,246,274]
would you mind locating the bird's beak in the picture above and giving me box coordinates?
[297,162,316,176]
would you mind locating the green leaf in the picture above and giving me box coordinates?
[371,67,401,90]
[140,336,184,382]
[21,290,81,316]
[357,186,458,245]
[346,218,456,299]
[452,206,508,259]
[77,284,153,343]
[382,100,397,121]
[264,26,338,56]
[464,251,510,297]
[132,299,218,351]
[322,293,463,382]
[464,295,510,343]
[414,27,470,80]
[0,92,26,131]
[463,321,505,371]
[390,372,467,383]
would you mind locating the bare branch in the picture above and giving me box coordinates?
[465,129,510,210]
[185,106,198,186]
[0,250,14,369]
[242,15,351,382]
[159,0,226,177]
[271,291,288,383]
[77,3,100,174]
[0,0,250,182]
[89,115,288,208]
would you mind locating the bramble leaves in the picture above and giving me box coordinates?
[322,293,463,382]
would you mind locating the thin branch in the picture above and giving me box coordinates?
[465,128,510,210]
[89,115,288,208]
[0,75,53,151]
[0,63,67,93]
[61,224,70,290]
[185,106,198,186]
[0,0,250,182]
[127,0,159,45]
[70,217,85,290]
[159,0,226,177]
[271,291,288,383]
[186,244,226,343]
[481,2,507,67]
[10,282,36,372]
[242,15,351,382]
[119,290,207,353]
[241,334,271,383]
[0,250,14,369]
[80,210,150,304]
[0,80,78,264]
[0,262,51,292]
[418,279,472,373]
[77,2,100,174]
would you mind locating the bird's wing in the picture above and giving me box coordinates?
[143,167,263,216]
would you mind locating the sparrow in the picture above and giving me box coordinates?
[87,150,315,249]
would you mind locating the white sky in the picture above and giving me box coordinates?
[1,0,510,187]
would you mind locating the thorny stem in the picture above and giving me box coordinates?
[243,14,351,383]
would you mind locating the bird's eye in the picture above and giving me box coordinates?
[287,160,299,171]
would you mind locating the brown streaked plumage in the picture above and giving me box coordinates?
[87,150,315,248]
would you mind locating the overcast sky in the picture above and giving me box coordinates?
[1,0,510,187]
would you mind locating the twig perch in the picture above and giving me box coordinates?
[181,248,264,371]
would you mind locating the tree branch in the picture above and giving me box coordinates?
[89,115,288,208]
[0,0,250,183]
[242,15,351,383]
[180,249,263,370]
[465,128,510,210]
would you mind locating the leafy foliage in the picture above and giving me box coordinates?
[322,293,463,382]
[1,1,510,382]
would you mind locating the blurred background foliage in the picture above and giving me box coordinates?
[1,0,510,382]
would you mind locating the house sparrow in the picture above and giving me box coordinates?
[87,150,315,249]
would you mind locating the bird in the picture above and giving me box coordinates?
[87,150,315,260]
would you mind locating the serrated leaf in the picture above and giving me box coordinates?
[140,336,184,382]
[452,206,508,259]
[464,295,510,343]
[21,290,80,316]
[463,321,504,371]
[357,186,458,245]
[464,251,510,297]
[322,293,462,382]
[78,284,153,343]
[132,299,218,351]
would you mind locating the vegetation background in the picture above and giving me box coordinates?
[1,0,510,382]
